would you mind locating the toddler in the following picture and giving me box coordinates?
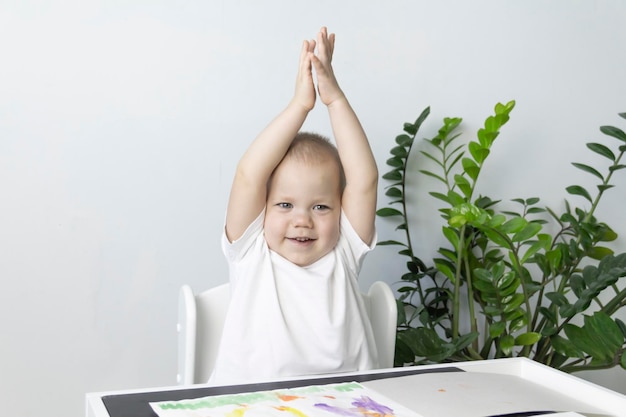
[210,27,379,384]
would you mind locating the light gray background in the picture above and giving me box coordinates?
[1,1,625,416]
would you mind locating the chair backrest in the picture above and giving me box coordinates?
[361,281,397,369]
[176,281,397,385]
[176,283,230,385]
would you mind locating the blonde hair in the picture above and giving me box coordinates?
[269,131,346,191]
[287,132,345,189]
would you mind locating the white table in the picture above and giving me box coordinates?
[86,358,626,417]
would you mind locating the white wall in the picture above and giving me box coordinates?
[1,1,625,416]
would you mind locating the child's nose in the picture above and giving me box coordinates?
[292,210,313,227]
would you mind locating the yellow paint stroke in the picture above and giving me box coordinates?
[353,410,394,417]
[225,405,248,417]
[274,405,309,417]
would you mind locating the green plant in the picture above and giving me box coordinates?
[377,103,626,373]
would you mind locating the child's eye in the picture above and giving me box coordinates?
[313,204,330,211]
[277,202,292,209]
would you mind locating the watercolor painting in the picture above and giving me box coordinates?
[150,382,424,417]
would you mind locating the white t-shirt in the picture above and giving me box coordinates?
[209,210,378,384]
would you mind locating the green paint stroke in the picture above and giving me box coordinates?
[155,382,364,411]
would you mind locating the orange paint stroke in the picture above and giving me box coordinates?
[277,394,304,402]
[274,405,309,417]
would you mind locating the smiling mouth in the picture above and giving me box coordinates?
[290,237,315,242]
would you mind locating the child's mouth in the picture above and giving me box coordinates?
[290,237,315,243]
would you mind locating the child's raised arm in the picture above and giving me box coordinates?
[312,27,378,245]
[225,39,317,242]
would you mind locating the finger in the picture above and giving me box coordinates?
[316,29,330,62]
[310,54,330,79]
[298,41,313,79]
[299,40,310,64]
[310,54,322,72]
[328,32,335,61]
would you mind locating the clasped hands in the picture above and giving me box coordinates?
[294,26,346,112]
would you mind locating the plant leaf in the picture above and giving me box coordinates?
[617,319,626,338]
[566,185,593,203]
[386,156,404,168]
[442,226,460,249]
[527,207,546,214]
[483,228,511,248]
[376,239,407,247]
[500,334,515,355]
[462,157,480,181]
[395,134,413,146]
[559,304,577,318]
[411,106,431,133]
[587,246,614,260]
[597,184,614,192]
[429,191,451,205]
[564,312,624,362]
[539,306,557,325]
[515,332,541,346]
[587,142,615,161]
[376,207,403,217]
[452,332,479,352]
[520,234,551,264]
[454,174,472,199]
[434,259,456,282]
[600,125,626,142]
[390,145,408,157]
[572,162,604,181]
[385,187,403,198]
[468,142,490,164]
[500,217,527,234]
[447,190,466,206]
[420,170,447,184]
[502,293,525,313]
[512,222,542,242]
[551,335,584,358]
[489,321,506,338]
[403,123,417,136]
[509,316,528,333]
[398,327,451,361]
[546,292,569,306]
[383,170,402,181]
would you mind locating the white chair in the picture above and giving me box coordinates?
[361,281,398,369]
[176,281,397,385]
[176,283,230,385]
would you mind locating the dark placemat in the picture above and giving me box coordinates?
[102,366,464,417]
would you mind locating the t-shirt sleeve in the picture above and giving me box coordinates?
[222,209,265,263]
[338,211,377,274]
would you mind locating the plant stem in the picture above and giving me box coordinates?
[452,225,466,338]
[583,148,624,225]
[463,238,479,349]
[401,131,427,308]
[602,287,626,316]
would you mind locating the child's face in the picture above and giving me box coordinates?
[264,156,342,267]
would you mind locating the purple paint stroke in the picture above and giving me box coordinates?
[352,395,394,415]
[313,403,362,416]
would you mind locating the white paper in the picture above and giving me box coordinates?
[150,381,425,417]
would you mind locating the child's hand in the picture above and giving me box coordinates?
[312,27,344,106]
[292,39,316,112]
